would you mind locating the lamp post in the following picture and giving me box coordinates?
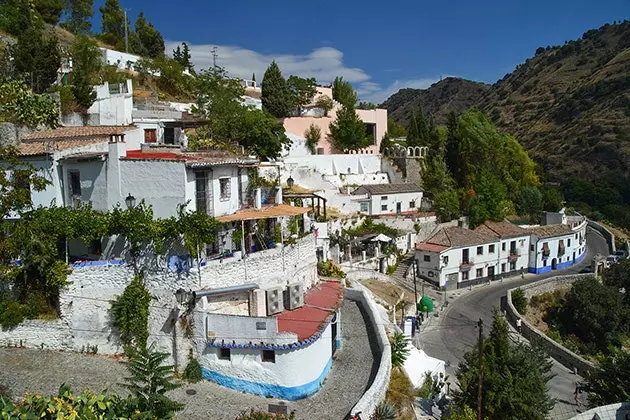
[125,193,136,209]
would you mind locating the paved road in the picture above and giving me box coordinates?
[419,228,609,420]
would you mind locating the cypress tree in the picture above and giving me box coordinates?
[261,60,291,118]
[407,109,420,147]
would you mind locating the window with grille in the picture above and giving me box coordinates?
[220,178,231,201]
[195,172,208,213]
[69,171,81,197]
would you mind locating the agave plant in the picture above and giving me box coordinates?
[370,401,397,420]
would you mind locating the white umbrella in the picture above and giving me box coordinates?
[371,233,392,243]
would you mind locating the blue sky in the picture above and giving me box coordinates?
[93,0,629,103]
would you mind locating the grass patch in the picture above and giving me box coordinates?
[386,367,416,420]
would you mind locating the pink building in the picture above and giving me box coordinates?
[283,87,387,155]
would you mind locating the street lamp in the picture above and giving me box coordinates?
[125,193,136,209]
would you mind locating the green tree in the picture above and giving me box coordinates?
[111,274,151,349]
[315,94,333,116]
[12,25,61,93]
[236,108,290,160]
[542,188,563,212]
[261,60,291,118]
[107,201,156,274]
[329,104,369,151]
[286,75,316,114]
[556,277,629,354]
[332,76,356,107]
[0,77,60,127]
[434,185,461,222]
[468,171,509,228]
[357,101,377,109]
[99,0,124,47]
[406,109,420,146]
[135,12,164,58]
[387,116,406,138]
[61,0,93,34]
[511,288,528,314]
[172,42,193,72]
[582,347,630,407]
[70,35,102,110]
[34,0,64,24]
[453,312,554,420]
[121,342,184,418]
[304,123,321,154]
[518,186,543,222]
[176,205,218,285]
[603,259,630,305]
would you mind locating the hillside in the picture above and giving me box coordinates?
[381,77,490,125]
[383,21,630,185]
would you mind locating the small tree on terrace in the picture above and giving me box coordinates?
[332,76,356,107]
[304,123,321,154]
[107,201,156,274]
[176,205,219,285]
[70,35,102,111]
[287,75,316,115]
[261,60,291,118]
[315,95,334,117]
[329,104,369,152]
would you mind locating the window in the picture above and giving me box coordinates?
[69,170,81,197]
[164,127,175,144]
[195,172,208,213]
[381,196,388,201]
[219,348,231,360]
[476,268,483,278]
[502,243,506,251]
[501,263,506,273]
[262,350,275,363]
[477,246,483,255]
[510,261,516,270]
[530,244,534,252]
[360,202,369,213]
[542,242,550,257]
[461,271,469,281]
[424,255,430,262]
[144,129,157,143]
[381,204,388,211]
[316,147,325,155]
[219,178,231,201]
[489,244,495,253]
[409,200,416,208]
[575,233,578,239]
[567,239,571,247]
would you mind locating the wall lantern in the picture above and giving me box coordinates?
[125,193,136,209]
[287,177,294,187]
[175,288,190,305]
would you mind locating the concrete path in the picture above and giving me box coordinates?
[0,299,379,420]
[417,228,608,420]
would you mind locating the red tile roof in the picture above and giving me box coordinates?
[124,149,259,167]
[416,242,449,253]
[19,139,107,156]
[475,220,528,238]
[23,126,135,140]
[424,226,497,249]
[276,281,344,341]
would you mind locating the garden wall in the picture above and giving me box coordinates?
[345,288,391,420]
[0,235,317,369]
[506,274,596,376]
[587,220,615,254]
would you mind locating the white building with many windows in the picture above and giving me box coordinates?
[351,183,423,216]
[474,221,530,276]
[527,221,587,274]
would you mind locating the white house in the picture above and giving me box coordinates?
[415,226,500,288]
[527,220,587,274]
[474,220,530,276]
[351,183,423,216]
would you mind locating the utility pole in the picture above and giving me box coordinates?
[477,318,484,420]
[211,47,218,68]
[412,259,418,309]
[124,9,129,53]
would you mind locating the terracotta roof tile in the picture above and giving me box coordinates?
[19,139,108,156]
[123,149,259,167]
[424,226,497,249]
[351,183,422,195]
[475,220,528,238]
[216,204,310,222]
[23,126,135,140]
[415,242,449,253]
[529,224,573,238]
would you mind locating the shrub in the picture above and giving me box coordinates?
[511,288,528,314]
[304,123,321,154]
[370,401,397,420]
[111,274,151,349]
[0,300,25,329]
[317,260,346,278]
[182,350,203,383]
[391,332,410,368]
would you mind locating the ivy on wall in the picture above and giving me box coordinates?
[110,274,151,350]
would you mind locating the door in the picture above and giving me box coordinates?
[551,258,557,270]
[573,251,576,262]
[488,266,495,280]
[331,314,338,354]
[396,202,402,215]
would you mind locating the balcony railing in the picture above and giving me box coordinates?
[460,259,474,270]
[508,250,520,261]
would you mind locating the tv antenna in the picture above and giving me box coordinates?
[211,47,219,68]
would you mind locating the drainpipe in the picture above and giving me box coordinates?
[241,220,247,281]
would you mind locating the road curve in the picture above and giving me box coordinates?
[420,227,609,420]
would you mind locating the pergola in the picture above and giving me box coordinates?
[283,191,327,220]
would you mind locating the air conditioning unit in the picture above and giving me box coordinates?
[285,283,304,310]
[266,286,285,315]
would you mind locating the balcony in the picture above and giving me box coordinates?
[460,259,474,270]
[508,250,520,261]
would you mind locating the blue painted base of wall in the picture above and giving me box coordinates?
[201,357,333,401]
[528,250,586,274]
[336,338,342,350]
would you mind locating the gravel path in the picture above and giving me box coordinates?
[0,298,379,420]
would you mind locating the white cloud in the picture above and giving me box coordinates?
[165,41,370,84]
[165,40,448,104]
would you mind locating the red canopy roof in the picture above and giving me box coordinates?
[275,281,344,341]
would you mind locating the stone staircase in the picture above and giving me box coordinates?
[390,254,415,284]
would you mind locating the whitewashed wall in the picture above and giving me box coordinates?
[284,155,382,175]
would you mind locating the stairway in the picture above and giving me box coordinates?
[390,254,415,283]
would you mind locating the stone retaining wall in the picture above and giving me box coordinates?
[345,288,391,420]
[588,220,615,254]
[506,274,596,376]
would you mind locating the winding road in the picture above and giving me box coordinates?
[419,227,609,420]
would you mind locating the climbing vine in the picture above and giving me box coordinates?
[110,274,151,350]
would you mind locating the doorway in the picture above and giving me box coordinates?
[488,266,495,280]
[551,258,557,270]
[572,251,575,263]
[331,313,338,354]
[396,202,402,215]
